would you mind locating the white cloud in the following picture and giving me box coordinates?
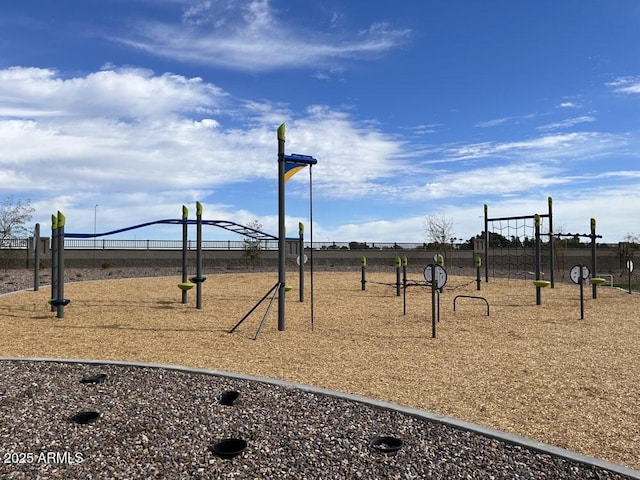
[0,65,411,235]
[0,66,227,119]
[407,163,567,200]
[113,0,411,71]
[475,113,536,128]
[445,132,621,162]
[606,76,640,94]
[537,115,596,131]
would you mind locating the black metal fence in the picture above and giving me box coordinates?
[62,238,280,250]
[0,237,628,252]
[0,238,28,249]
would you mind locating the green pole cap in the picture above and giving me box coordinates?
[395,256,401,267]
[535,213,541,227]
[182,205,188,220]
[402,256,408,266]
[436,254,444,266]
[298,222,304,235]
[277,123,286,141]
[361,256,367,267]
[52,214,58,229]
[475,256,482,267]
[196,201,203,216]
[591,218,596,231]
[57,211,65,228]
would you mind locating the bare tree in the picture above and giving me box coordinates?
[243,218,264,268]
[423,214,455,246]
[619,232,640,265]
[0,196,35,248]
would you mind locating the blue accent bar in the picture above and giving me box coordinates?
[284,153,318,165]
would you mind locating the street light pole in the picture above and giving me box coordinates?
[94,204,98,248]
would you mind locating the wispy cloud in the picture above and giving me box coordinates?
[474,112,536,128]
[559,101,580,108]
[607,76,640,94]
[407,163,568,200]
[112,0,411,72]
[401,123,441,136]
[537,115,596,131]
[445,132,621,162]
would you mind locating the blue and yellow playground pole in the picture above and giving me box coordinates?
[277,124,286,330]
[230,124,316,338]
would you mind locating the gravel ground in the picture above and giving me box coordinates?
[0,360,635,480]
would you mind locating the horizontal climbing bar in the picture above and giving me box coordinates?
[453,295,490,316]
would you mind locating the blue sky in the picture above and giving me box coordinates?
[1,0,639,243]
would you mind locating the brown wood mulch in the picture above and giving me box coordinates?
[0,270,638,470]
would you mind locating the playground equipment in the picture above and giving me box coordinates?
[484,198,575,305]
[453,295,490,316]
[178,206,194,302]
[277,127,317,332]
[424,263,447,338]
[483,199,605,302]
[570,264,591,320]
[553,218,603,299]
[193,201,206,309]
[33,223,41,292]
[626,260,634,294]
[359,255,486,338]
[483,197,554,288]
[49,211,69,318]
[47,205,279,317]
[360,255,450,320]
[43,125,318,337]
[360,256,409,297]
[475,255,482,291]
[533,214,551,305]
[229,124,318,339]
